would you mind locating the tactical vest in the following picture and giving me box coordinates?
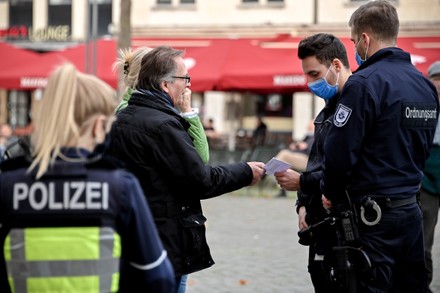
[0,157,124,293]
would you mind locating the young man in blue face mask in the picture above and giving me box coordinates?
[321,1,439,292]
[274,33,352,292]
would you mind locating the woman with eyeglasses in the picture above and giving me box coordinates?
[0,63,174,293]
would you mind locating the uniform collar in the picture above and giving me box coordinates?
[355,47,410,72]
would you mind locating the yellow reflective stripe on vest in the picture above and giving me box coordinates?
[4,227,121,293]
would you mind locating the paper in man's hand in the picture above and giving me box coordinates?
[265,157,292,175]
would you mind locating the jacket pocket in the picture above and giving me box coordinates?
[180,213,207,254]
[179,212,215,271]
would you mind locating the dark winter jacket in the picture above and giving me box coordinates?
[296,96,338,222]
[107,89,253,276]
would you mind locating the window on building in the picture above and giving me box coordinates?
[9,0,33,28]
[48,0,72,27]
[242,0,258,2]
[180,0,195,3]
[88,0,112,36]
[268,0,284,2]
[157,0,172,4]
[8,91,31,128]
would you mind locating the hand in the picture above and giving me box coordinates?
[321,195,332,210]
[274,169,301,191]
[288,142,299,151]
[176,88,192,113]
[246,162,266,186]
[296,141,308,151]
[298,206,309,230]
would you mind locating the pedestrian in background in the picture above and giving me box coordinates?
[107,46,266,293]
[275,33,352,292]
[0,124,18,161]
[321,1,439,292]
[252,115,268,148]
[421,60,440,293]
[113,47,210,164]
[203,118,219,147]
[0,63,174,293]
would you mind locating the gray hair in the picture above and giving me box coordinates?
[137,46,185,92]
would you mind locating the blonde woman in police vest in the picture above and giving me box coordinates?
[0,63,175,293]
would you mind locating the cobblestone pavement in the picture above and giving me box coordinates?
[186,187,440,293]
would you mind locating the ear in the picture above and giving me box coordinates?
[160,80,170,94]
[331,59,342,72]
[92,115,107,144]
[361,32,371,46]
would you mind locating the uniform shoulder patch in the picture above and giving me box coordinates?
[334,104,352,127]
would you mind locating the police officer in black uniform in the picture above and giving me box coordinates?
[0,64,175,293]
[321,1,440,292]
[275,33,352,292]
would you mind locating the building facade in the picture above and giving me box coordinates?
[1,0,439,144]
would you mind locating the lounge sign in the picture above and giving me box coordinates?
[0,25,70,42]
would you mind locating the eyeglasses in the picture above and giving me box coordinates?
[172,75,191,84]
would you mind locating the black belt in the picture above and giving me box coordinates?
[365,196,417,209]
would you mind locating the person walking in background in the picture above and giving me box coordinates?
[421,60,440,293]
[252,115,268,148]
[203,118,219,147]
[0,64,174,292]
[113,47,209,164]
[321,1,439,292]
[0,124,19,161]
[107,46,266,293]
[274,33,352,291]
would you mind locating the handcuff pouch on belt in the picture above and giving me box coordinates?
[359,197,382,226]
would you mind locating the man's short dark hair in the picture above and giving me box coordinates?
[349,0,399,44]
[298,33,350,68]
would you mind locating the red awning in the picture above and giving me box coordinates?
[0,39,118,90]
[0,42,41,89]
[0,36,439,92]
[217,35,440,92]
[217,37,307,93]
[396,36,440,76]
[46,38,118,88]
[132,37,233,92]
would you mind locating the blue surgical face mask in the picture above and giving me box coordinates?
[307,66,339,100]
[355,37,369,66]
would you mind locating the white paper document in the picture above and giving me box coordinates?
[265,157,292,175]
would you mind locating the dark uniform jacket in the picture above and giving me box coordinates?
[297,96,339,222]
[108,89,253,276]
[322,47,440,202]
[0,151,175,293]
